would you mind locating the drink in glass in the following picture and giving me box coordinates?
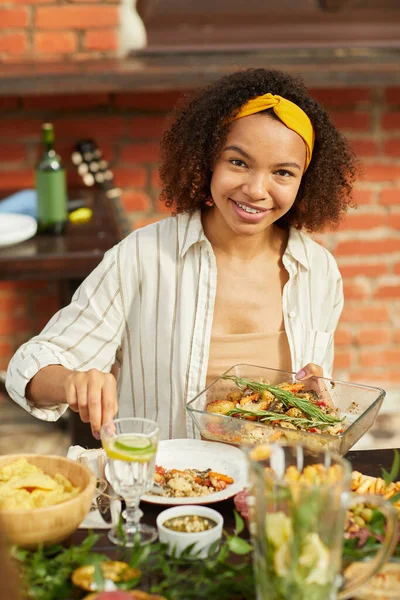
[101,417,159,546]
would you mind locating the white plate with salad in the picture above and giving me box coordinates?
[143,439,248,505]
[105,438,248,506]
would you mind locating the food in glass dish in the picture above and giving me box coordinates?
[206,376,345,438]
[0,458,79,510]
[153,466,234,498]
[187,364,386,454]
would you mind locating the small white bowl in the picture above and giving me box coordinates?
[156,505,224,559]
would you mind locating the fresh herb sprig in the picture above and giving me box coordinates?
[11,532,107,600]
[222,375,343,425]
[382,449,400,486]
[226,406,335,431]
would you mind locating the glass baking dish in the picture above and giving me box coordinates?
[186,364,385,455]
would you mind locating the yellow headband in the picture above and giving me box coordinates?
[232,93,315,171]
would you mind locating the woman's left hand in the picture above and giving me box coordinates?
[295,363,323,381]
[295,363,333,407]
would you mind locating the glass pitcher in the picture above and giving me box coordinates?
[246,442,398,600]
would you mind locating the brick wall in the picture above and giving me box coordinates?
[0,86,399,395]
[0,1,119,61]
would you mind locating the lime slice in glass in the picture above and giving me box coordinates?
[104,435,156,462]
[114,436,152,453]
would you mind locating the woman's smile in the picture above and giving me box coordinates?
[230,198,273,223]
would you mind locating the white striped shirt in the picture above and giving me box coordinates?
[6,211,343,440]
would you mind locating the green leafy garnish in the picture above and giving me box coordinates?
[227,536,253,555]
[382,449,400,485]
[342,536,384,562]
[92,555,105,591]
[11,532,106,600]
[234,509,245,535]
[389,491,400,505]
[366,508,386,536]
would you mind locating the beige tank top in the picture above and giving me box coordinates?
[206,330,292,385]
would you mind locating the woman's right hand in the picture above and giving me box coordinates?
[65,369,118,439]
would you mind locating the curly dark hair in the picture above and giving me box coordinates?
[159,68,358,232]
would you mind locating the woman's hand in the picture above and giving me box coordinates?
[295,363,323,382]
[65,369,118,439]
[295,363,333,407]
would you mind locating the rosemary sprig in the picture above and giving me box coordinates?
[222,375,343,425]
[226,406,335,430]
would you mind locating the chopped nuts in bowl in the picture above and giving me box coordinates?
[156,505,223,559]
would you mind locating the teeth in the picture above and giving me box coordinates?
[235,201,262,214]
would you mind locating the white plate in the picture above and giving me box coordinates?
[142,439,248,505]
[0,213,37,248]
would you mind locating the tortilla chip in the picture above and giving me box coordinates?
[0,458,40,482]
[0,459,80,510]
[0,482,14,498]
[53,472,74,492]
[10,472,59,491]
[0,489,34,510]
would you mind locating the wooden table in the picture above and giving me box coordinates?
[0,188,129,447]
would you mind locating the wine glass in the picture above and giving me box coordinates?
[100,417,159,547]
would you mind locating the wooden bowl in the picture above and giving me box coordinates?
[0,454,96,549]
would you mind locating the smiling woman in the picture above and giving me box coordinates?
[160,69,356,231]
[6,68,358,442]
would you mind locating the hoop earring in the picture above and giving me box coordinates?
[204,196,214,207]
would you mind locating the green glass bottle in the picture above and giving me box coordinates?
[35,123,67,234]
